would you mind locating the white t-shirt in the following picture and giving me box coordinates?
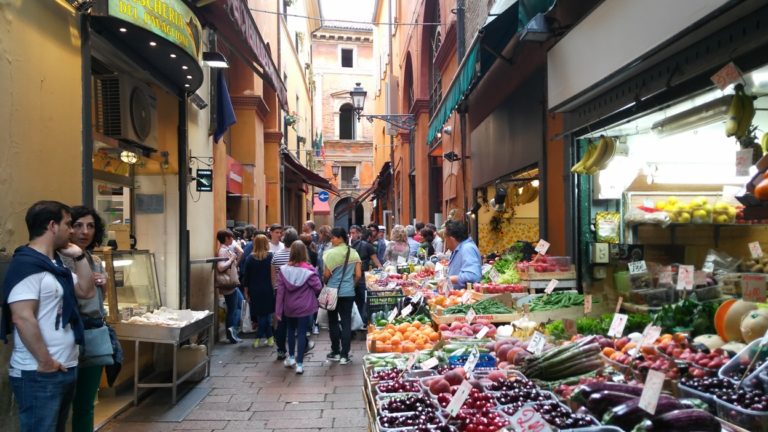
[8,270,79,370]
[269,241,285,254]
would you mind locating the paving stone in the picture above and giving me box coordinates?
[278,393,327,402]
[321,408,363,418]
[247,401,287,411]
[173,420,228,430]
[266,417,334,429]
[283,401,333,411]
[202,395,232,403]
[332,400,366,409]
[221,420,270,430]
[250,409,322,420]
[185,409,253,420]
[197,401,253,411]
[333,415,370,428]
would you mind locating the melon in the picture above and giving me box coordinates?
[723,300,757,342]
[741,309,768,343]
[693,334,725,351]
[721,341,747,354]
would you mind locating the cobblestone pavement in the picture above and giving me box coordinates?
[102,331,370,432]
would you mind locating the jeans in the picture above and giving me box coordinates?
[275,319,287,354]
[354,283,367,325]
[256,314,273,339]
[72,365,103,432]
[224,288,244,330]
[9,367,77,432]
[328,297,355,358]
[286,315,312,363]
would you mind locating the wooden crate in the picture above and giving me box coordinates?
[431,293,518,325]
[520,265,577,281]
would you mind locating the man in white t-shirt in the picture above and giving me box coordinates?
[1,201,95,432]
[268,223,285,254]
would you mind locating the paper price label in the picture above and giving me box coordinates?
[476,326,490,339]
[742,273,767,303]
[460,291,473,304]
[446,380,473,417]
[464,348,479,374]
[676,265,695,291]
[563,319,577,337]
[387,308,399,323]
[387,281,397,290]
[584,294,592,314]
[405,352,419,370]
[639,370,666,415]
[535,239,551,255]
[400,304,413,317]
[628,260,647,275]
[481,264,492,274]
[750,241,764,259]
[420,357,439,370]
[736,148,754,177]
[489,268,501,283]
[711,62,743,90]
[640,325,662,347]
[527,331,546,355]
[411,292,423,304]
[466,308,477,324]
[608,313,629,338]
[702,261,715,274]
[659,271,673,284]
[397,256,407,265]
[615,296,624,314]
[509,406,553,432]
[544,279,559,295]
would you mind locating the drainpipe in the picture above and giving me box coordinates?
[388,0,398,224]
[81,14,94,206]
[178,95,190,309]
[457,0,466,59]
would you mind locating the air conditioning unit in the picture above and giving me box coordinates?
[94,74,158,150]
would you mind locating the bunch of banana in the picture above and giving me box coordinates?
[725,84,756,139]
[761,132,768,154]
[571,135,615,174]
[517,182,538,205]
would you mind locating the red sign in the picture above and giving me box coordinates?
[227,156,243,195]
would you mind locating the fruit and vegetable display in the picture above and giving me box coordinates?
[526,291,592,311]
[367,321,440,353]
[437,320,497,339]
[480,252,520,284]
[471,282,525,294]
[441,299,515,316]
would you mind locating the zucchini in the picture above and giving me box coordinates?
[572,382,644,406]
[603,395,685,431]
[632,409,720,432]
[586,391,639,418]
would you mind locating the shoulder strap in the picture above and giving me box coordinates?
[336,246,352,289]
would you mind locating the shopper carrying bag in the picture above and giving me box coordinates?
[322,227,361,365]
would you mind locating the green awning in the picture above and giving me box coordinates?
[426,42,479,144]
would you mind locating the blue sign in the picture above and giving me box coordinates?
[317,191,330,202]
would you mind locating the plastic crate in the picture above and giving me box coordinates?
[719,338,768,389]
[366,288,404,320]
[448,353,496,368]
[715,396,768,431]
[677,382,716,412]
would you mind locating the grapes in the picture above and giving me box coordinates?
[486,377,537,392]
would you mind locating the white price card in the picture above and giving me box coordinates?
[443,279,453,296]
[387,308,399,323]
[742,273,767,303]
[476,326,490,339]
[584,294,593,314]
[615,296,624,314]
[608,313,629,338]
[563,319,577,337]
[397,256,407,265]
[676,265,695,291]
[420,357,439,370]
[535,239,551,255]
[489,268,501,283]
[464,348,479,374]
[400,304,413,317]
[659,271,673,285]
[628,260,647,275]
[527,331,547,355]
[509,406,553,432]
[639,370,666,415]
[411,292,423,304]
[460,291,473,304]
[466,308,477,324]
[736,148,754,177]
[640,325,662,347]
[750,241,764,259]
[446,380,473,417]
[405,352,419,370]
[544,279,559,295]
[387,281,397,290]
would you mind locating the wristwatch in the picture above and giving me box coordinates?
[74,253,87,262]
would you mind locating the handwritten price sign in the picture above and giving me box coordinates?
[743,274,767,303]
[509,406,553,432]
[750,241,764,259]
[711,62,743,90]
[535,239,551,255]
[527,331,547,355]
[677,265,694,291]
[608,313,628,338]
[628,260,647,275]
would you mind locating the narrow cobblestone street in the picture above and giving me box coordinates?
[102,332,369,432]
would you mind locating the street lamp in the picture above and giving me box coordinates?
[349,83,416,130]
[331,162,340,179]
[350,82,367,118]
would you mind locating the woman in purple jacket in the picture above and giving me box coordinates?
[275,241,323,374]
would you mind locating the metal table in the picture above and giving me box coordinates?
[112,312,214,405]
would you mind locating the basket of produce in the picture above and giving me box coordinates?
[719,338,768,388]
[431,296,516,325]
[496,400,599,430]
[367,322,440,353]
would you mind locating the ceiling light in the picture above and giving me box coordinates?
[651,95,732,137]
[119,28,127,33]
[532,179,540,187]
[120,151,138,164]
[186,75,192,79]
[203,51,230,68]
[149,41,157,47]
[170,53,177,58]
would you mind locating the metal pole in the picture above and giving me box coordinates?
[80,14,93,207]
[457,0,466,59]
[388,0,399,224]
[178,95,190,309]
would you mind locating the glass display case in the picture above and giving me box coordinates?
[94,249,162,322]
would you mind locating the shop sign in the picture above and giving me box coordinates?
[196,169,212,192]
[226,156,243,195]
[95,0,202,59]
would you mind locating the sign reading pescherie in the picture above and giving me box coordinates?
[95,0,202,59]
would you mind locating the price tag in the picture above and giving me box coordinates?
[509,405,553,432]
[443,279,452,296]
[489,268,501,283]
[460,291,473,304]
[676,265,694,291]
[403,352,419,371]
[397,256,407,265]
[742,273,767,302]
[387,308,399,323]
[563,319,577,337]
[420,357,439,370]
[750,241,764,259]
[527,331,546,355]
[615,296,624,314]
[736,148,753,177]
[476,326,490,339]
[639,370,666,414]
[411,292,423,304]
[387,281,397,290]
[466,308,477,324]
[544,279,559,295]
[659,271,673,285]
[628,260,647,275]
[481,264,492,274]
[694,271,708,286]
[711,62,743,90]
[446,380,473,417]
[584,294,593,314]
[640,325,662,347]
[464,348,479,374]
[451,347,467,358]
[535,239,551,255]
[702,261,715,274]
[400,304,413,317]
[607,313,628,338]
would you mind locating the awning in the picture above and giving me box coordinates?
[197,0,289,111]
[336,162,391,217]
[313,195,330,215]
[281,148,340,195]
[426,42,479,144]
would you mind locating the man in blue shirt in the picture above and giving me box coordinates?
[445,220,482,288]
[406,225,420,257]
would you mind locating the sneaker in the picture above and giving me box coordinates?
[312,325,320,335]
[305,340,315,353]
[277,351,287,360]
[306,332,311,338]
[326,352,341,362]
[295,364,304,374]
[284,357,296,368]
[339,356,351,365]
[226,327,238,344]
[266,337,274,347]
[252,339,263,348]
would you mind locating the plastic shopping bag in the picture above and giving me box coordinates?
[351,304,364,331]
[241,300,255,333]
[316,308,329,329]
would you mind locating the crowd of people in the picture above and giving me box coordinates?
[1,199,482,431]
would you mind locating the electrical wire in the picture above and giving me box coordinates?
[248,7,440,26]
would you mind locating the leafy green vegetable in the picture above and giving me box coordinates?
[481,252,521,283]
[652,297,718,336]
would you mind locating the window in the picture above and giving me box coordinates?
[341,166,357,189]
[339,103,355,139]
[341,48,353,68]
